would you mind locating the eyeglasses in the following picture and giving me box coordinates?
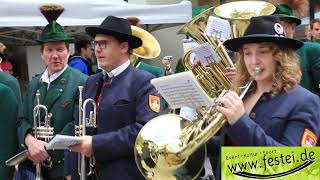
[91,40,114,49]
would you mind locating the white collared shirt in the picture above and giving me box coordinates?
[103,60,130,78]
[40,65,68,89]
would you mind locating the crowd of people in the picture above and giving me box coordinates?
[0,1,319,180]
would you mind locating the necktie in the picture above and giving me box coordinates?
[95,75,113,111]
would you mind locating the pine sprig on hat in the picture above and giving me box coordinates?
[269,0,309,16]
[127,17,140,26]
[39,4,65,23]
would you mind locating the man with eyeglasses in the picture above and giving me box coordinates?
[66,16,162,180]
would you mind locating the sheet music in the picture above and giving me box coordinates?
[193,42,220,66]
[151,71,213,109]
[205,16,231,41]
[179,106,197,121]
[182,38,199,52]
[47,135,84,150]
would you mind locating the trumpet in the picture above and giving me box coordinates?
[5,90,54,180]
[75,86,97,180]
[33,90,54,180]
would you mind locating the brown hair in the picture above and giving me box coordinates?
[310,19,320,30]
[40,42,70,52]
[235,42,301,96]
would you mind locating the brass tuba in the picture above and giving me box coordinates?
[134,1,275,179]
[130,25,161,65]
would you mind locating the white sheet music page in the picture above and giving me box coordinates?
[182,38,199,52]
[151,71,213,109]
[193,42,220,66]
[47,135,84,150]
[205,16,231,41]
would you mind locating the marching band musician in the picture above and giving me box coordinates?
[16,4,87,179]
[271,0,320,96]
[0,42,22,180]
[126,17,164,78]
[0,84,19,178]
[208,15,320,179]
[66,16,162,180]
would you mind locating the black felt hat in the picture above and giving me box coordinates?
[223,15,303,52]
[86,16,142,49]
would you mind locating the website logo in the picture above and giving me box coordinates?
[221,147,320,179]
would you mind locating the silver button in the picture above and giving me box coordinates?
[249,112,256,119]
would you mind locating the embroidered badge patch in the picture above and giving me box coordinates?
[59,101,71,108]
[149,95,160,113]
[301,128,318,147]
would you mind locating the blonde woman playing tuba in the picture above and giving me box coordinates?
[208,15,320,179]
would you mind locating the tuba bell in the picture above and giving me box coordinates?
[130,25,161,65]
[134,1,275,179]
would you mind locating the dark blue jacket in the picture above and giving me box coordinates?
[66,64,161,180]
[208,85,320,179]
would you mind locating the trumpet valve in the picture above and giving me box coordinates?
[74,125,82,136]
[34,126,54,140]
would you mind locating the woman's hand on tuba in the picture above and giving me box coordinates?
[215,91,245,126]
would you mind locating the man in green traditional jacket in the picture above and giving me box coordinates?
[0,83,18,178]
[135,59,164,78]
[273,4,320,95]
[16,4,87,179]
[0,44,21,179]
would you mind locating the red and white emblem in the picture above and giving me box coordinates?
[301,128,318,147]
[149,95,160,113]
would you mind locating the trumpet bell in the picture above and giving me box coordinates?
[135,114,206,180]
[131,26,161,59]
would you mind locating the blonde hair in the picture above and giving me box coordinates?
[235,42,301,96]
[0,42,6,53]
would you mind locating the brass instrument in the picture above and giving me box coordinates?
[6,91,54,179]
[130,25,161,65]
[134,1,275,179]
[178,6,234,98]
[33,90,54,180]
[75,86,97,180]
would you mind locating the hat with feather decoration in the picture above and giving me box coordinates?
[37,4,73,43]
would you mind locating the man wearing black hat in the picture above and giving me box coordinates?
[272,2,320,95]
[16,4,87,179]
[67,16,161,180]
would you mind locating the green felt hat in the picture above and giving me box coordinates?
[273,4,301,26]
[37,4,73,43]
